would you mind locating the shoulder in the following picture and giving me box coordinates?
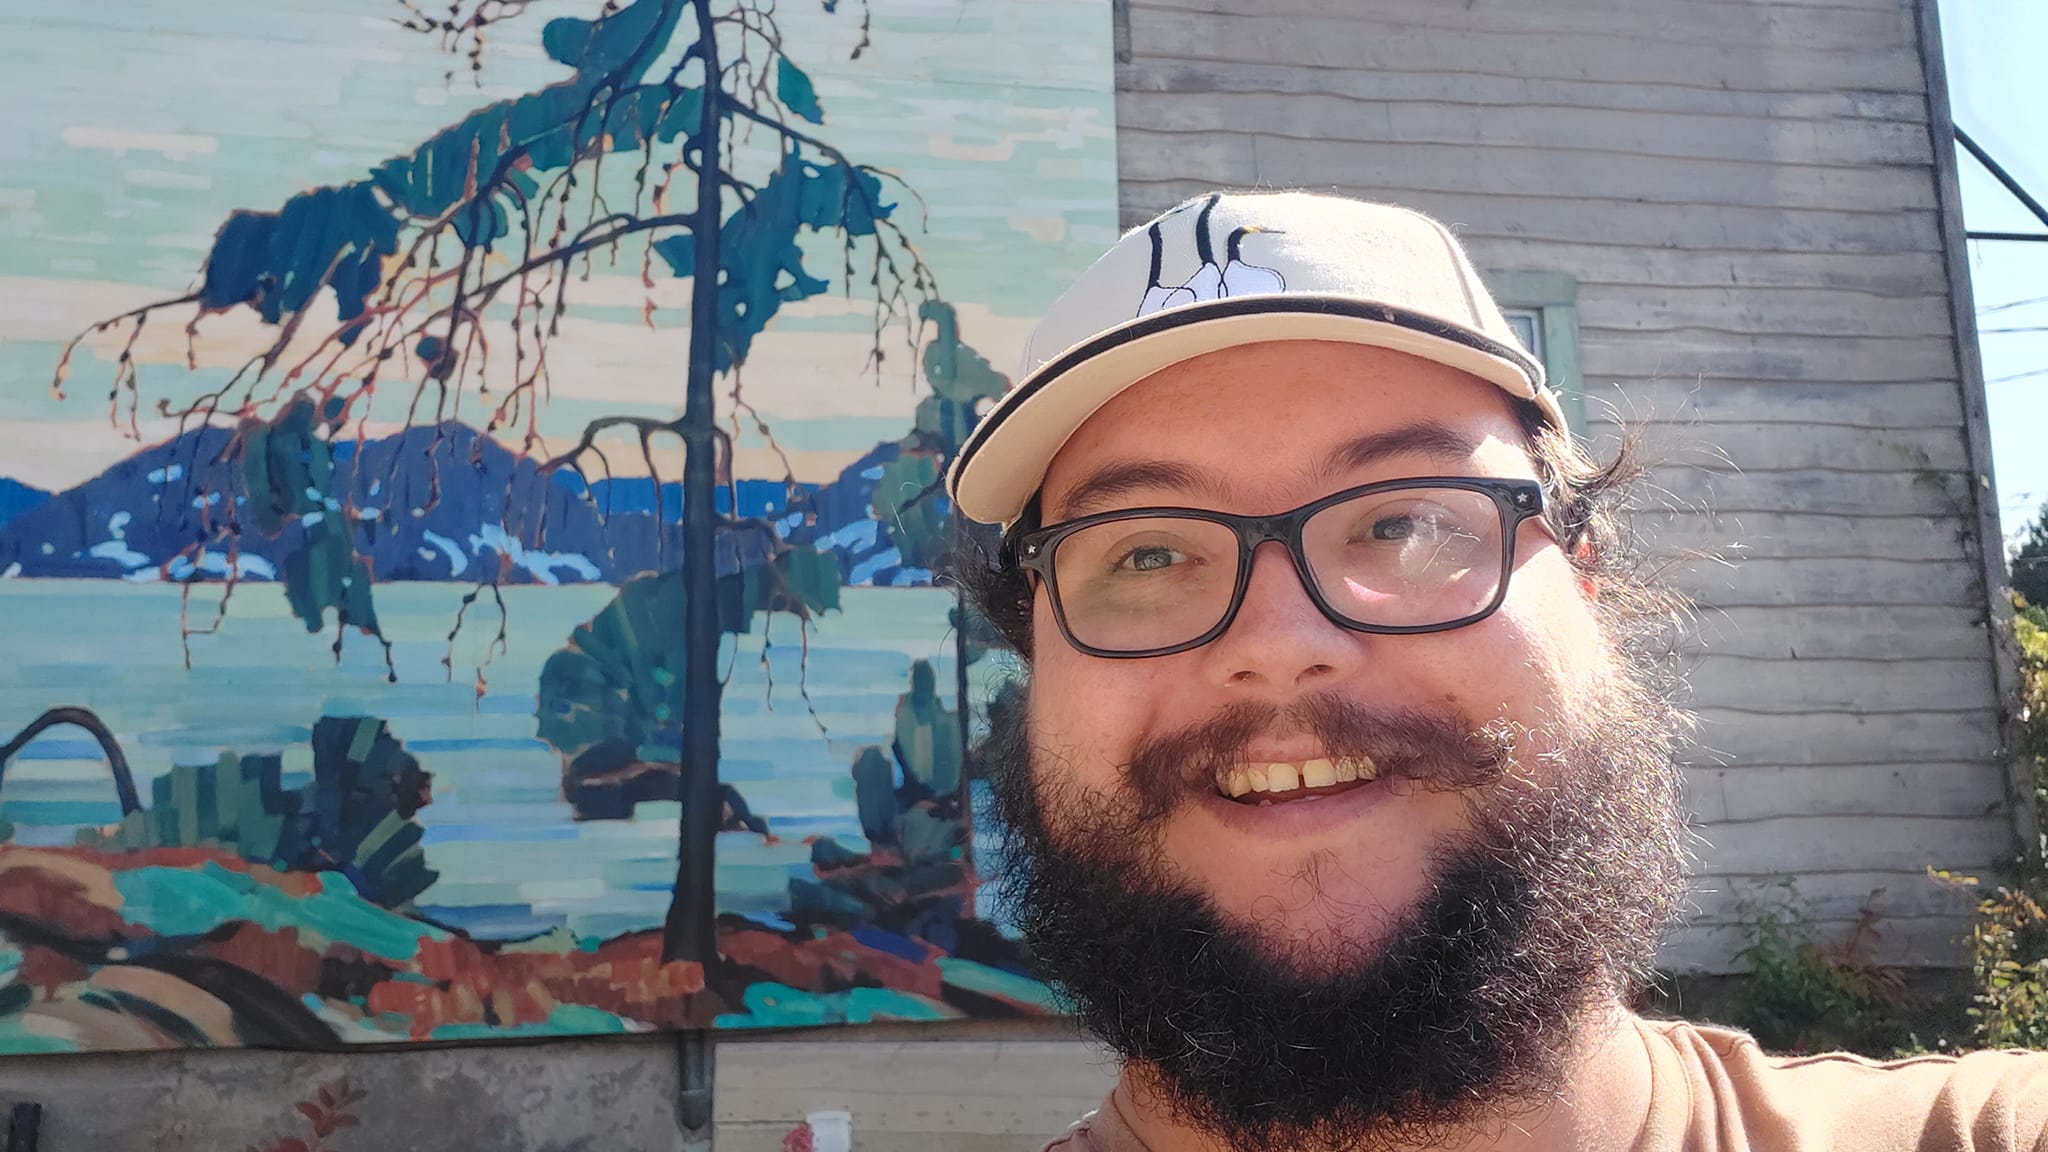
[1643,1017,2048,1152]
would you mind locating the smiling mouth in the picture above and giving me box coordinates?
[1215,756,1380,805]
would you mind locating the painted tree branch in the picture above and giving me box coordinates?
[0,706,142,815]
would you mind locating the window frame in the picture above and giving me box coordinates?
[1483,270,1586,434]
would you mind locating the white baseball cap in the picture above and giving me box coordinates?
[944,191,1568,526]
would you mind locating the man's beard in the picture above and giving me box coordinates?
[984,654,1691,1152]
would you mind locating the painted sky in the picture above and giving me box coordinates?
[0,0,1119,488]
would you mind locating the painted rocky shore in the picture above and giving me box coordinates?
[0,663,1049,1049]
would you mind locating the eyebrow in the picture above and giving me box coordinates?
[1051,420,1487,519]
[1316,422,1486,484]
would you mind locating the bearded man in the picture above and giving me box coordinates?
[944,192,2048,1152]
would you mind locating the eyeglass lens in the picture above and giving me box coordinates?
[1048,486,1508,653]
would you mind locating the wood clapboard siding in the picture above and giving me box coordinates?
[1113,0,2011,972]
[1689,708,2001,766]
[1633,424,1969,471]
[1579,378,1966,428]
[1120,6,1926,91]
[1685,606,1993,658]
[1698,762,2009,822]
[1117,97,1940,184]
[1121,58,1932,125]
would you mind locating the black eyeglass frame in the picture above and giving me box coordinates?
[1007,476,1548,659]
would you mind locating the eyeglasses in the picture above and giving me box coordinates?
[1010,477,1547,659]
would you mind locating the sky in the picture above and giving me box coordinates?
[0,0,1119,488]
[1941,0,2048,546]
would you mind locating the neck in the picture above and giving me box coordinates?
[1110,1001,1654,1152]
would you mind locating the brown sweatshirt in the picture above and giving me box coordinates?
[1044,1018,2048,1152]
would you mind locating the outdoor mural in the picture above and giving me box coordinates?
[0,0,1116,1050]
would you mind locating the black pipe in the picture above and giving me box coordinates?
[1955,127,2048,233]
[676,1027,714,1148]
[7,1102,41,1152]
[0,706,142,814]
[1967,230,2048,243]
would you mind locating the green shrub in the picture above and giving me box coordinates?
[1730,880,1903,1054]
[2014,598,2048,801]
[1937,870,2048,1049]
[1936,594,2048,1050]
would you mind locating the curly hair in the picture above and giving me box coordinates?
[951,397,1680,664]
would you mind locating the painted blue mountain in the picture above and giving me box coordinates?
[553,474,813,521]
[781,441,937,588]
[0,478,48,532]
[0,423,935,588]
[0,423,769,585]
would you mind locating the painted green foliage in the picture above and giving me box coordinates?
[894,658,962,798]
[775,57,825,124]
[82,717,436,909]
[850,745,897,846]
[197,0,691,339]
[650,156,892,372]
[537,551,840,771]
[844,660,959,857]
[915,300,1010,453]
[538,567,693,769]
[240,398,381,642]
[162,0,904,668]
[871,454,946,569]
[868,302,1009,571]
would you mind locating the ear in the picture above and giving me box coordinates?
[1572,537,1599,597]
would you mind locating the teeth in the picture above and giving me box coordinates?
[1219,757,1383,800]
[1339,755,1379,782]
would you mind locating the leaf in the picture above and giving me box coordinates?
[198,185,401,331]
[542,0,678,77]
[776,57,825,124]
[297,1103,324,1124]
[538,568,689,762]
[871,454,945,569]
[655,156,893,370]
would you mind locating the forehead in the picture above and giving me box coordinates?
[1040,340,1532,516]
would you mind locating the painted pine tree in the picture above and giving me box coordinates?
[54,0,951,973]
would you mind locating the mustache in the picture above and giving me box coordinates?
[1123,692,1512,821]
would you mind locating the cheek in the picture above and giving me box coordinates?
[1027,620,1149,795]
[1462,551,1606,718]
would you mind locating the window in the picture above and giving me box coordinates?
[1502,308,1544,364]
[1483,271,1585,435]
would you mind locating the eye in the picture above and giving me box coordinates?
[1371,515,1415,541]
[1117,544,1186,572]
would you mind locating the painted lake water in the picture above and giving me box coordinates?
[0,581,1014,941]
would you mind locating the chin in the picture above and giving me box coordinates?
[1200,868,1416,979]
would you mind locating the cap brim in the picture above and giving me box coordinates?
[947,295,1562,525]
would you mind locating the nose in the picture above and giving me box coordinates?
[1199,540,1362,690]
